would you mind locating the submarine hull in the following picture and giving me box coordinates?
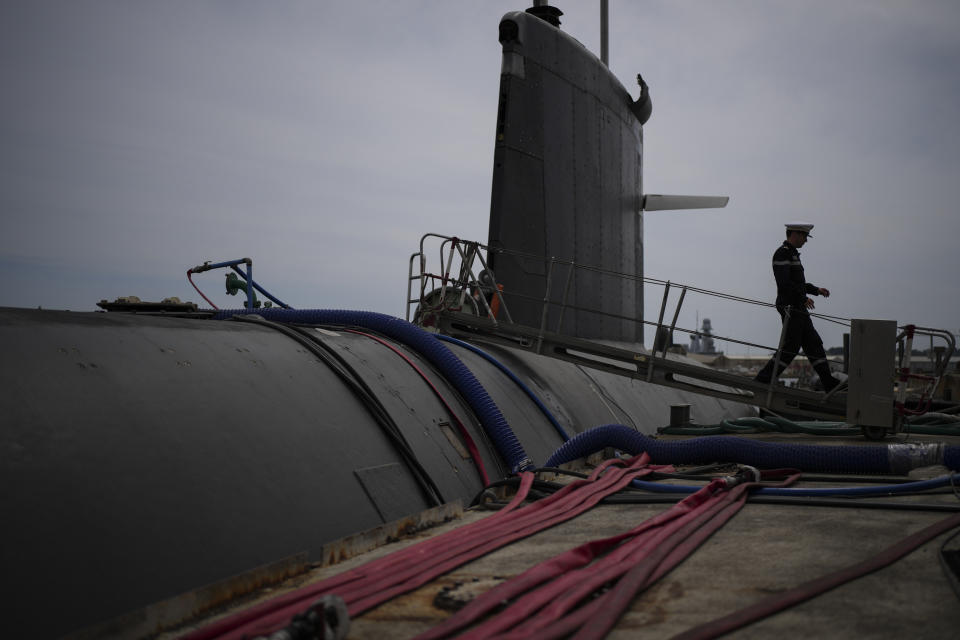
[0,307,751,636]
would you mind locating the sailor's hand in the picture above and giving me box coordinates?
[818,287,830,297]
[805,297,815,309]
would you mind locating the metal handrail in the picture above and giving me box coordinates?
[408,233,955,388]
[408,233,821,359]
[409,234,513,327]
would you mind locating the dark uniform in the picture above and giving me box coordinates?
[754,240,838,390]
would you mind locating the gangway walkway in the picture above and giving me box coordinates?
[435,310,847,421]
[408,233,955,431]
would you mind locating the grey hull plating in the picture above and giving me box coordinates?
[0,307,750,636]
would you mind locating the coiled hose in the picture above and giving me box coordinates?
[213,309,532,472]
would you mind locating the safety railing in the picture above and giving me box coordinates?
[406,233,955,404]
[407,234,513,328]
[894,325,956,418]
[408,234,814,359]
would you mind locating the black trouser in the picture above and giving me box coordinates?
[756,306,834,385]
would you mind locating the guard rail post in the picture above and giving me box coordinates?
[647,281,671,382]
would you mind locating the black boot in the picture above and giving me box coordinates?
[814,362,842,393]
[754,357,787,384]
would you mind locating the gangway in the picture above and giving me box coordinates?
[436,310,846,421]
[408,233,955,436]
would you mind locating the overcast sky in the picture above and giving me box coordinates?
[2,1,958,354]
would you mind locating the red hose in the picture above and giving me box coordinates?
[417,470,800,640]
[669,511,960,640]
[338,457,655,614]
[344,328,490,486]
[183,455,665,640]
[346,461,659,616]
[187,270,218,309]
[179,472,536,640]
[417,478,731,640]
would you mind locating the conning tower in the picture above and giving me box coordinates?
[488,8,652,342]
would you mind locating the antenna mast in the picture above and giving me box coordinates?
[600,0,609,65]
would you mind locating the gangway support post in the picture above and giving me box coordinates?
[648,282,671,382]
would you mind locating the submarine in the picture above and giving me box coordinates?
[3,4,959,639]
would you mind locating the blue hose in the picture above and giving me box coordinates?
[545,424,960,497]
[214,309,532,472]
[625,474,960,497]
[229,265,292,309]
[436,334,570,442]
[545,424,960,474]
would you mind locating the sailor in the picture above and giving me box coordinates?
[754,222,842,392]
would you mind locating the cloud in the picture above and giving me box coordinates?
[1,1,957,352]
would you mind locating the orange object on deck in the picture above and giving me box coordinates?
[489,284,504,318]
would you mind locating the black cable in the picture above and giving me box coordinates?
[287,322,447,506]
[288,323,508,486]
[231,315,445,507]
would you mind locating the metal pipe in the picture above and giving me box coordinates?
[406,253,422,321]
[439,238,458,308]
[193,257,250,272]
[600,0,609,66]
[229,266,291,309]
[453,242,474,312]
[913,326,956,378]
[244,263,253,309]
[498,287,779,354]
[190,257,254,308]
[896,325,916,417]
[666,286,688,357]
[464,261,498,327]
[474,249,513,324]
[647,282,671,382]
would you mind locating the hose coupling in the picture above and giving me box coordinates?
[513,457,534,474]
[721,465,762,488]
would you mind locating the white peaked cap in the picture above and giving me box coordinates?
[785,222,814,237]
